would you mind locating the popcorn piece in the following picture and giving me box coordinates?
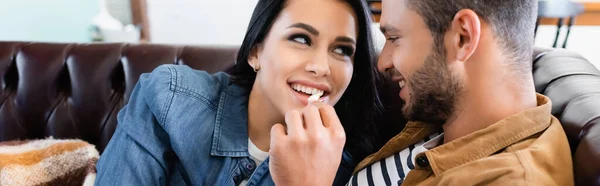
[308,92,324,103]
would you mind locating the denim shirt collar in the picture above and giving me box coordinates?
[210,82,251,157]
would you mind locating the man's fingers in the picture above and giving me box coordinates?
[311,102,346,144]
[270,123,287,150]
[302,104,324,133]
[271,123,287,138]
[285,110,304,137]
[311,102,342,129]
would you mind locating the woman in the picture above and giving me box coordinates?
[95,0,380,185]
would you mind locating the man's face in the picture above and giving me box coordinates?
[379,0,462,125]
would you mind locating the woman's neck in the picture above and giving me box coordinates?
[247,88,283,152]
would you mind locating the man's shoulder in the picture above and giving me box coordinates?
[466,119,573,185]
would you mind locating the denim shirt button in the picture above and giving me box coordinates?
[246,163,255,170]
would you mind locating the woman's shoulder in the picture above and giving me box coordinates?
[142,64,231,100]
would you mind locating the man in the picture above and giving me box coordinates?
[268,0,574,185]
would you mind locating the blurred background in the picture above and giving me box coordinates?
[0,0,598,67]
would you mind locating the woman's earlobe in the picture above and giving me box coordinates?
[253,64,261,72]
[248,58,260,72]
[248,45,262,72]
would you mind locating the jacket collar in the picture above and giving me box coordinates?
[423,94,553,175]
[354,94,553,174]
[210,82,251,157]
[354,121,441,173]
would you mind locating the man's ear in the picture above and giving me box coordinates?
[449,9,481,62]
[248,44,263,70]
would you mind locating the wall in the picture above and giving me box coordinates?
[146,0,600,68]
[107,0,133,25]
[0,0,98,42]
[147,0,259,45]
[534,25,600,68]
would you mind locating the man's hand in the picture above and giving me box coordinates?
[269,102,346,186]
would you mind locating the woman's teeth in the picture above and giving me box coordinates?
[292,84,325,96]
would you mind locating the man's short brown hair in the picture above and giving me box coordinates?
[406,0,537,72]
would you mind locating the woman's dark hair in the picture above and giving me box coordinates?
[227,0,382,162]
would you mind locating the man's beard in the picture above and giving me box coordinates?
[402,50,462,125]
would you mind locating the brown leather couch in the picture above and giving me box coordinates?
[0,41,598,185]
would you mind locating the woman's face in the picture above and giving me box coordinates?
[249,0,357,115]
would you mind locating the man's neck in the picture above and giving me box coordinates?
[441,72,538,144]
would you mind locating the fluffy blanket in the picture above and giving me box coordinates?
[0,138,98,186]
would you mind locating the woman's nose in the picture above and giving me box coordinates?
[305,51,331,76]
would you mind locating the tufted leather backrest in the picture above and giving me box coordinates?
[0,42,238,153]
[0,42,598,185]
[532,48,600,186]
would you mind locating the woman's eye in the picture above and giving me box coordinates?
[293,37,307,44]
[387,36,400,43]
[289,34,311,46]
[333,46,354,57]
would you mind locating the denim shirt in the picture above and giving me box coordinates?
[95,65,355,186]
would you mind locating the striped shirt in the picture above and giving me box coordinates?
[347,133,443,186]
